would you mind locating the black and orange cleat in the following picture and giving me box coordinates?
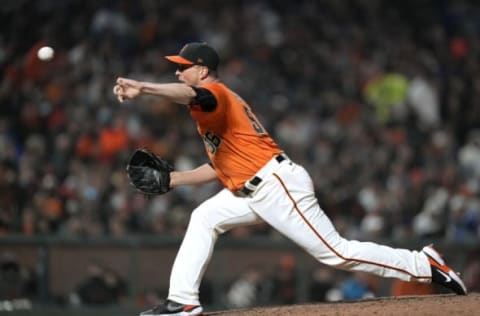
[422,245,467,295]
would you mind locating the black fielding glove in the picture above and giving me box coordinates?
[126,149,173,195]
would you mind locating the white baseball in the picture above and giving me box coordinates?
[37,46,55,61]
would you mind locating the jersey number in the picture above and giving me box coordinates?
[243,106,265,134]
[203,131,221,154]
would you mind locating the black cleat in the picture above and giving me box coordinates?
[140,299,203,316]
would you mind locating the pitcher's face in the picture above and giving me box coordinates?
[176,64,209,86]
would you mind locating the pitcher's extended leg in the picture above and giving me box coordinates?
[251,162,431,282]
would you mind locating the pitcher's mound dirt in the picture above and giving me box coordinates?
[207,293,479,316]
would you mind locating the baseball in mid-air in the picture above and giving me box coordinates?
[37,46,54,61]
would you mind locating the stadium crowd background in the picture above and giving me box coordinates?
[1,0,479,309]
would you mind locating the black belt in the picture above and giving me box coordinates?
[238,154,286,197]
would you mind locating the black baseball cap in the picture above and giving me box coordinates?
[165,42,219,71]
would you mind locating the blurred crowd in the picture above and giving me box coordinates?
[1,0,479,244]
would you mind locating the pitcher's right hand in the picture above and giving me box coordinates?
[113,77,143,102]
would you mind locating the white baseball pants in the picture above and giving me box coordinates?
[168,156,432,305]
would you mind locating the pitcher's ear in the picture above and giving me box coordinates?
[200,66,210,79]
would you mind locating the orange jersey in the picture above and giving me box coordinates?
[189,82,282,191]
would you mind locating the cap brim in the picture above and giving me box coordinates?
[165,55,194,65]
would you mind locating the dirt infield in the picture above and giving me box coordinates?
[207,293,480,316]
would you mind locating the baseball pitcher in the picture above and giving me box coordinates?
[113,42,467,316]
